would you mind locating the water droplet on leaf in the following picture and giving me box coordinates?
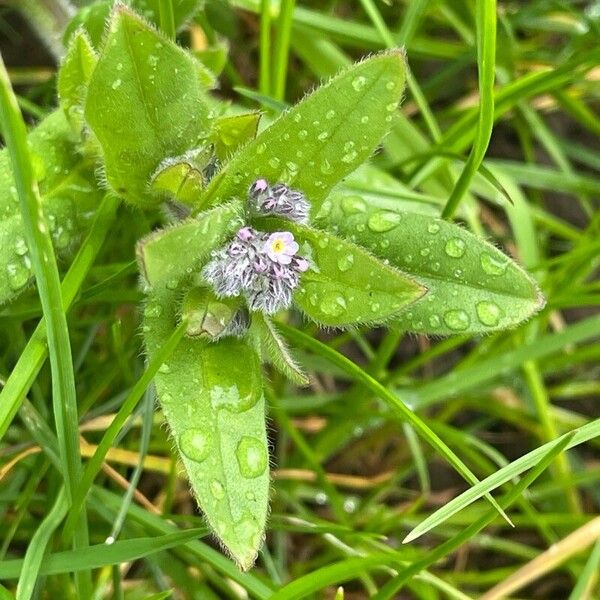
[480,252,508,275]
[367,211,401,232]
[445,238,466,258]
[341,195,366,215]
[320,292,347,317]
[179,429,211,462]
[476,301,501,326]
[443,309,470,331]
[236,436,267,478]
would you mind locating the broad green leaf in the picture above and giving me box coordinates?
[315,195,544,334]
[211,112,261,161]
[58,30,97,132]
[200,50,407,209]
[255,217,425,327]
[84,5,213,209]
[136,201,244,290]
[143,285,269,569]
[0,110,102,305]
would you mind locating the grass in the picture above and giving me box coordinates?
[0,0,599,598]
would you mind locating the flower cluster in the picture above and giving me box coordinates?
[248,179,310,224]
[202,227,309,314]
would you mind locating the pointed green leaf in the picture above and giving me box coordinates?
[194,42,229,77]
[316,194,544,334]
[250,313,309,385]
[84,5,213,209]
[58,30,97,132]
[255,218,425,327]
[201,50,407,209]
[211,112,261,161]
[143,286,269,569]
[136,201,244,290]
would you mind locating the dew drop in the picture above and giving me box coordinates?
[445,238,466,258]
[14,237,28,256]
[443,309,470,331]
[268,157,280,169]
[6,261,30,291]
[341,195,366,214]
[111,79,122,90]
[480,252,508,276]
[297,129,308,140]
[320,292,347,317]
[428,314,441,328]
[236,436,268,478]
[420,248,430,257]
[179,429,211,462]
[370,302,381,313]
[158,363,171,374]
[320,159,334,175]
[427,222,440,234]
[210,480,225,499]
[386,102,397,112]
[337,254,354,272]
[360,116,369,124]
[317,131,329,142]
[341,150,358,164]
[385,80,396,90]
[367,211,401,232]
[166,279,179,290]
[144,303,163,318]
[326,109,336,119]
[352,76,367,91]
[318,237,330,248]
[256,143,266,155]
[476,301,501,326]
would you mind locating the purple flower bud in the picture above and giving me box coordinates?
[237,226,255,241]
[294,257,310,272]
[249,178,269,199]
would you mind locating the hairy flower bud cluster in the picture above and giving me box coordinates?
[202,227,309,314]
[248,178,310,224]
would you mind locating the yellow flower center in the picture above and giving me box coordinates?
[271,239,285,253]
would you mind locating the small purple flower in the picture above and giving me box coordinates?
[202,226,310,316]
[265,232,299,265]
[248,179,310,224]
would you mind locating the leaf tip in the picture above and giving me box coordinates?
[402,530,419,544]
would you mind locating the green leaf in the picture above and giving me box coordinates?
[136,201,244,290]
[58,30,97,132]
[256,217,424,327]
[201,50,407,209]
[211,112,261,161]
[84,5,213,209]
[250,313,309,385]
[194,41,229,77]
[0,110,102,305]
[64,0,203,47]
[143,286,269,570]
[182,287,243,339]
[315,195,544,334]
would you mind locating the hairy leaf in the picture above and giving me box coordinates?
[211,113,261,162]
[84,5,213,209]
[0,110,102,305]
[136,202,244,290]
[200,50,407,209]
[58,30,97,132]
[255,217,425,327]
[316,194,544,334]
[143,286,269,570]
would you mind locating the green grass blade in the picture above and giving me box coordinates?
[0,194,120,441]
[403,421,600,542]
[0,55,81,500]
[15,488,68,600]
[277,324,512,526]
[441,0,496,218]
[2,529,206,579]
[62,319,188,541]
